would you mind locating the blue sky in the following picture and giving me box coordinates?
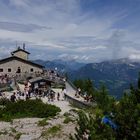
[0,0,140,62]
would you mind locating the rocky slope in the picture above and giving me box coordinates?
[0,111,77,140]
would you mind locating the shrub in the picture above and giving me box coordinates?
[0,99,61,121]
[72,76,140,140]
[0,98,11,106]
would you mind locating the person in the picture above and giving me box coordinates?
[78,88,81,95]
[20,92,25,100]
[2,93,6,99]
[83,92,87,100]
[48,94,51,102]
[75,92,78,97]
[17,89,21,96]
[82,131,89,140]
[26,95,29,100]
[10,92,16,102]
[57,92,60,101]
[50,92,54,102]
[62,88,66,100]
[16,92,20,100]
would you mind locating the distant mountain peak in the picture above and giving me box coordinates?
[99,58,140,64]
[33,59,86,71]
[110,58,131,64]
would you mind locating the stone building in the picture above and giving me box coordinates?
[0,44,44,75]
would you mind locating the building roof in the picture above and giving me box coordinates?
[11,48,30,54]
[0,56,44,68]
[29,76,54,83]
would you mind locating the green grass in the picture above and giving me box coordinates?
[38,118,49,126]
[69,109,79,113]
[0,130,8,135]
[63,112,71,117]
[41,124,62,138]
[10,127,17,133]
[0,128,22,140]
[14,132,22,140]
[63,117,74,124]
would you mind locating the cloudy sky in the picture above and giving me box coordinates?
[0,0,140,63]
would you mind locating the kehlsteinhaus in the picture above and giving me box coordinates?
[0,44,44,75]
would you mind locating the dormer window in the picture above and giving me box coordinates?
[11,44,30,60]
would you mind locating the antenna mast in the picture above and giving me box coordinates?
[16,41,18,48]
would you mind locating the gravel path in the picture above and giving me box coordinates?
[0,115,77,140]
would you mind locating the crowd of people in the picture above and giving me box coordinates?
[0,74,12,85]
[0,83,67,103]
[75,87,93,102]
[43,69,65,84]
[0,70,93,105]
[0,75,91,104]
[15,69,65,84]
[0,69,66,103]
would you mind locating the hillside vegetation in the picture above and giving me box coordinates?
[71,75,140,140]
[0,99,61,121]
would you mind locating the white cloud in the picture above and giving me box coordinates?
[0,0,140,62]
[0,21,50,32]
[9,0,29,7]
[129,53,140,60]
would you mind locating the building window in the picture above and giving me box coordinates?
[16,67,21,73]
[8,68,11,72]
[0,69,3,72]
[30,68,34,72]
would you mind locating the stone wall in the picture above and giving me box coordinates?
[65,80,96,108]
[0,59,43,75]
[64,93,93,108]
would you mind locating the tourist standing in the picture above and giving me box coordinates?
[10,92,16,102]
[78,88,81,95]
[50,92,54,102]
[57,92,60,101]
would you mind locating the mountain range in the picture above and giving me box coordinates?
[34,58,140,99]
[33,59,85,72]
